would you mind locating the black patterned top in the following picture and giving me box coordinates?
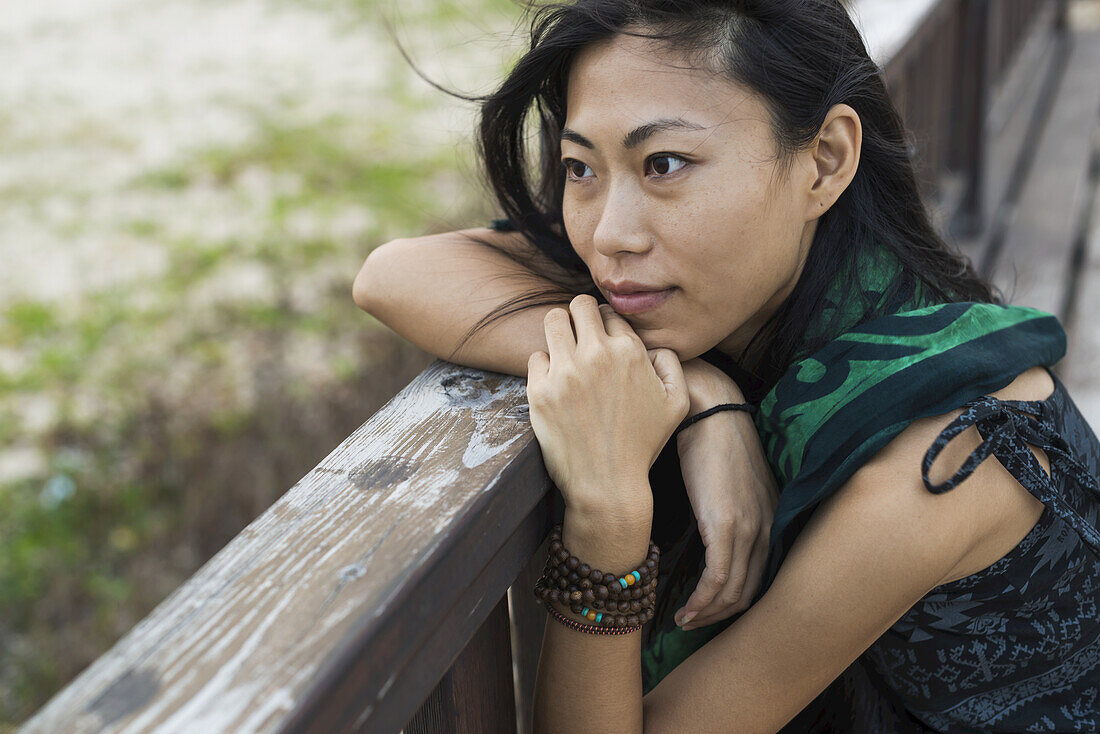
[791,370,1100,733]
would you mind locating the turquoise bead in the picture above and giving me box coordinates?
[631,571,641,583]
[619,577,628,589]
[595,612,603,623]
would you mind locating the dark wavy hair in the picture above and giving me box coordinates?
[446,0,997,395]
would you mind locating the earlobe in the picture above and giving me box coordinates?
[806,104,862,218]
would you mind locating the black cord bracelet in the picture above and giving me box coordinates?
[672,402,757,438]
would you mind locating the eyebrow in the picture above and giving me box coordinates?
[560,117,706,150]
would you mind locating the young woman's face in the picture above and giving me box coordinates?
[562,32,821,360]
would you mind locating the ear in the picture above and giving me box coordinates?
[803,103,861,220]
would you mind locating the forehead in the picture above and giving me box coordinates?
[565,32,767,138]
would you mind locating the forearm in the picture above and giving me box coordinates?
[352,228,578,377]
[533,502,653,734]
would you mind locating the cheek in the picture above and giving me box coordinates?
[562,203,596,262]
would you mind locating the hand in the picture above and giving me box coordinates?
[525,295,690,516]
[673,358,778,630]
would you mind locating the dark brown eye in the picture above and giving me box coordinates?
[563,158,593,180]
[647,155,687,176]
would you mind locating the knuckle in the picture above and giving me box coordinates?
[730,509,752,531]
[558,364,583,387]
[526,375,548,396]
[526,385,546,405]
[717,594,743,610]
[545,307,569,324]
[592,347,614,367]
[707,567,730,585]
[578,347,611,369]
[608,335,638,356]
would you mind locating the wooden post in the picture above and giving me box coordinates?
[405,595,517,734]
[508,533,553,734]
[953,0,990,238]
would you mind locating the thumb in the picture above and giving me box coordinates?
[679,537,732,623]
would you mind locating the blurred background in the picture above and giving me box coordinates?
[0,0,521,727]
[1,0,1098,730]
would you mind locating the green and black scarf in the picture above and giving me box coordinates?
[640,245,1067,692]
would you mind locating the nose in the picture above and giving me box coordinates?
[591,180,652,258]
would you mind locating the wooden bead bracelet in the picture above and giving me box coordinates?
[533,522,660,634]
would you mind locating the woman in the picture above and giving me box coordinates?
[354,1,1100,731]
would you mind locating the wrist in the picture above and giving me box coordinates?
[677,365,748,415]
[691,387,746,413]
[562,504,652,576]
[561,474,652,520]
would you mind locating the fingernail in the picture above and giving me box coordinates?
[681,611,696,626]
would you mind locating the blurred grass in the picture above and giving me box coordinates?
[0,0,522,727]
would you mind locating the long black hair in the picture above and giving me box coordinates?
[448,0,997,394]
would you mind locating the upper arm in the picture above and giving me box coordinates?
[641,367,1056,734]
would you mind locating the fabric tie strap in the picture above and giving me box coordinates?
[921,394,1100,557]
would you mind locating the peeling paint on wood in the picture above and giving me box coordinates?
[85,669,160,726]
[20,361,534,734]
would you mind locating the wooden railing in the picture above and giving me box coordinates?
[19,3,1068,732]
[857,0,1068,239]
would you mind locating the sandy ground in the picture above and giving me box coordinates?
[0,0,517,482]
[0,0,505,304]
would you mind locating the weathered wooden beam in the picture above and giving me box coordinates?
[19,360,552,734]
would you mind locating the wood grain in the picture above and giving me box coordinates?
[20,361,550,734]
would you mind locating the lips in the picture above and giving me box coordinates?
[604,287,675,315]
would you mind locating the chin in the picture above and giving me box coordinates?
[635,332,702,362]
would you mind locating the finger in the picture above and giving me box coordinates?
[683,567,747,629]
[650,348,688,403]
[685,529,763,629]
[527,350,550,380]
[733,529,769,613]
[543,307,576,362]
[676,536,732,626]
[570,294,608,350]
[598,302,642,341]
[685,546,746,621]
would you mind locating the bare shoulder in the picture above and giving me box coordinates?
[853,365,1055,586]
[639,367,1058,733]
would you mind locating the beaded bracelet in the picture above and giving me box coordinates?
[545,598,645,635]
[672,402,757,439]
[534,523,659,633]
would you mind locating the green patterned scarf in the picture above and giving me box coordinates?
[640,244,1067,693]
